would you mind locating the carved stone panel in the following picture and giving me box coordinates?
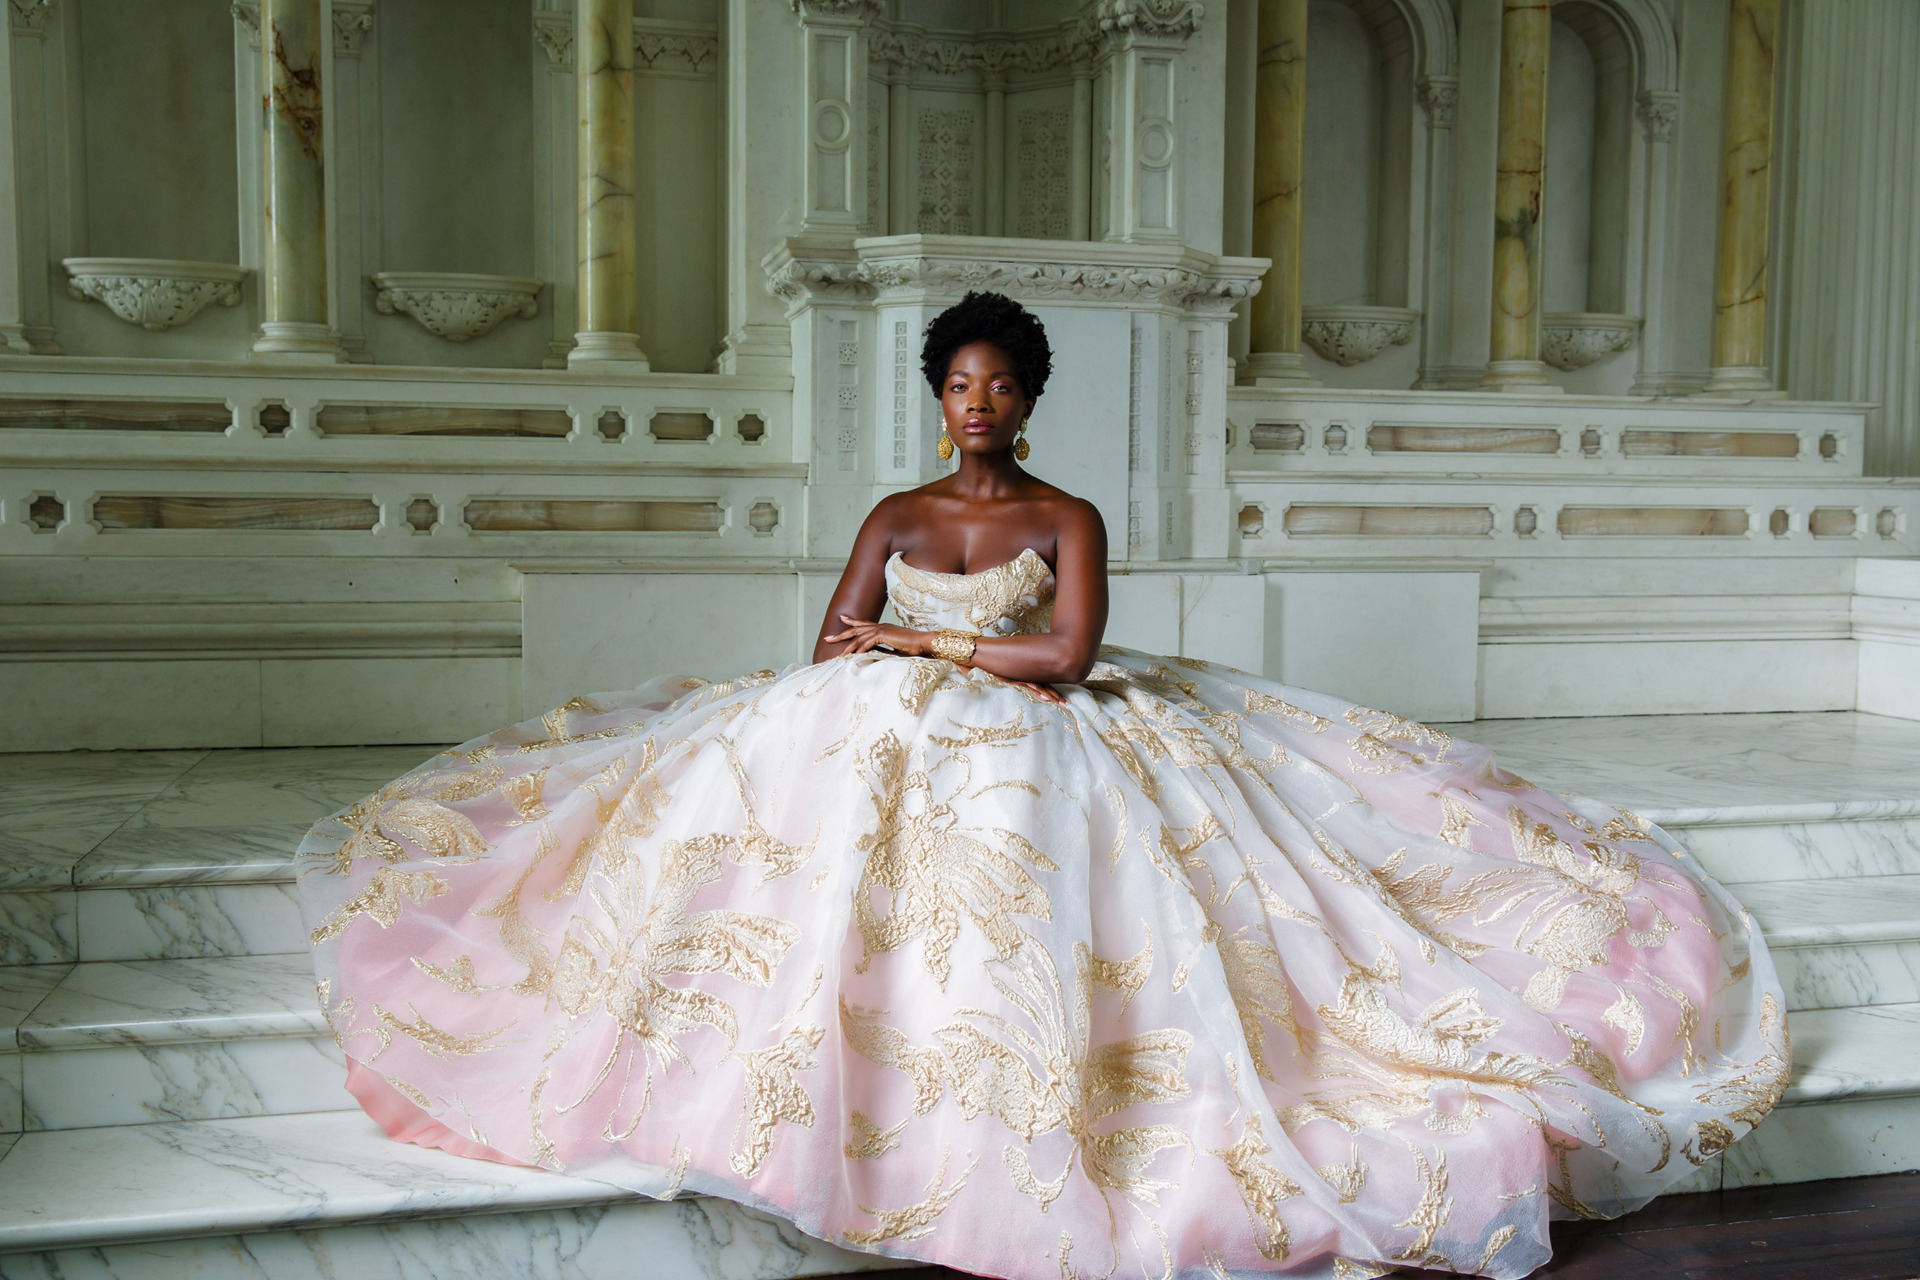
[1016,105,1070,239]
[916,108,975,235]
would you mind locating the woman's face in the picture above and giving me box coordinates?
[940,340,1032,459]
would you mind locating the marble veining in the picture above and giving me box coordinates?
[0,1111,639,1252]
[1441,711,1920,815]
[0,894,77,967]
[0,966,69,1053]
[22,1035,349,1131]
[1780,1001,1920,1104]
[0,837,84,895]
[75,885,305,962]
[1734,874,1920,948]
[1772,939,1920,1012]
[19,955,320,1050]
[75,825,305,888]
[0,1194,899,1280]
[0,1056,18,1135]
[1719,1093,1920,1189]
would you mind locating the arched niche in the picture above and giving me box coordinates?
[1303,0,1412,309]
[1544,4,1633,315]
[1540,0,1680,385]
[1297,0,1454,380]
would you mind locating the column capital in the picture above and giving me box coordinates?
[1417,75,1459,127]
[533,10,572,69]
[332,3,372,57]
[1636,90,1679,142]
[7,0,53,36]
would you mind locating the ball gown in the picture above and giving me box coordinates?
[296,547,1789,1279]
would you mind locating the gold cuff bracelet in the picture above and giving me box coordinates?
[930,628,979,664]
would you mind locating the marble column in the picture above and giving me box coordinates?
[1481,0,1552,390]
[1241,0,1314,385]
[1068,66,1092,239]
[251,0,343,361]
[983,78,1006,237]
[887,75,912,235]
[0,0,58,354]
[569,0,648,368]
[1703,0,1780,395]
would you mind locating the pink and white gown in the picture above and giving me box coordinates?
[297,548,1788,1279]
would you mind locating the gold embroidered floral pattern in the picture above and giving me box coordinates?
[296,546,1788,1280]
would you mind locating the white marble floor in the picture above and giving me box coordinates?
[2,712,1916,873]
[1438,710,1920,821]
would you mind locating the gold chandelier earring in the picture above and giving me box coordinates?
[937,429,954,461]
[1012,416,1031,462]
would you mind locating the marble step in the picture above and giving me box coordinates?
[0,823,305,964]
[0,1006,1913,1271]
[1734,873,1920,1011]
[1656,800,1920,885]
[0,955,349,1133]
[1707,1000,1920,1191]
[0,1110,894,1279]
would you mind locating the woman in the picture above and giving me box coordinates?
[298,292,1786,1279]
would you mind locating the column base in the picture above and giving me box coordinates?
[250,322,347,363]
[1237,350,1320,387]
[1479,358,1562,392]
[1698,365,1787,398]
[567,331,651,369]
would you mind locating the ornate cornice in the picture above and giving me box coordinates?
[789,0,884,21]
[870,26,1091,76]
[332,2,372,56]
[866,0,1205,75]
[1086,0,1205,40]
[764,237,1263,316]
[634,21,717,76]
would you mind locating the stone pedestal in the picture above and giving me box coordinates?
[1703,0,1782,397]
[1480,0,1553,392]
[568,0,648,369]
[1241,0,1314,386]
[251,0,343,362]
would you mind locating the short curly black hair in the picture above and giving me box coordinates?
[920,291,1053,400]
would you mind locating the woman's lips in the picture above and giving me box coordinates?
[963,420,994,433]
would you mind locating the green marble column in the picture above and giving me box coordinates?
[1481,0,1552,391]
[570,0,649,367]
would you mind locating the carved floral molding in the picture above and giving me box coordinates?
[850,0,1205,74]
[372,272,541,342]
[63,259,245,331]
[1542,312,1640,370]
[532,11,717,76]
[1301,305,1419,366]
[765,236,1262,316]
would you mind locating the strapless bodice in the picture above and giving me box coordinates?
[884,546,1055,635]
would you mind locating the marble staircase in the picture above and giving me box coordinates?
[2,714,1918,1276]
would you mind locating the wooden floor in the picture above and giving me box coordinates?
[841,1172,1920,1279]
[1529,1171,1920,1279]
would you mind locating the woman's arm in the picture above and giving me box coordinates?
[965,497,1108,684]
[810,497,901,664]
[825,497,1108,689]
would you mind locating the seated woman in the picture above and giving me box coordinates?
[297,291,1786,1280]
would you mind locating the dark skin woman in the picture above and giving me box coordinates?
[814,325,1108,706]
